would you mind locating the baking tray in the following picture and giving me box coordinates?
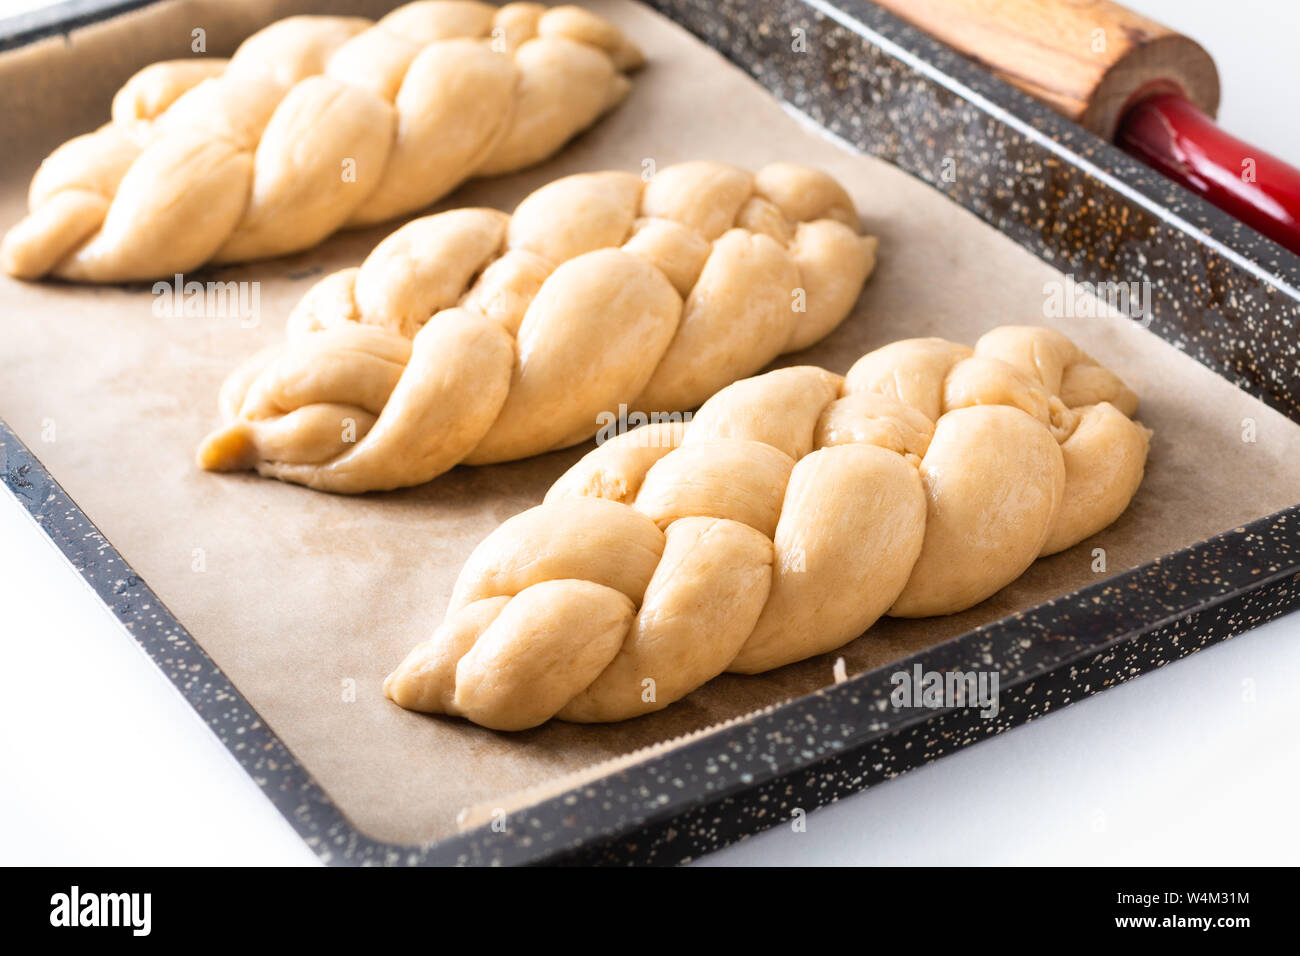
[3,0,1299,866]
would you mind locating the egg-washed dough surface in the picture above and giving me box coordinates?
[2,0,1298,845]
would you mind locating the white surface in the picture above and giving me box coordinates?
[0,496,318,866]
[2,0,1300,866]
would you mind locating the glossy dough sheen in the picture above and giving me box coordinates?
[196,161,879,492]
[1,2,642,281]
[386,326,1152,730]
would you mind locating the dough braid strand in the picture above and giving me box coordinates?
[385,325,1151,729]
[2,1,642,281]
[198,160,878,493]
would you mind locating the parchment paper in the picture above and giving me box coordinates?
[3,0,1299,846]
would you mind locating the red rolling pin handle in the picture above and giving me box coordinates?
[1118,94,1300,256]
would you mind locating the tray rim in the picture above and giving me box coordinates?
[0,0,156,52]
[4,0,1300,866]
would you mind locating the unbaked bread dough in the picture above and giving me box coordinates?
[385,325,1151,729]
[1,2,642,281]
[197,160,878,492]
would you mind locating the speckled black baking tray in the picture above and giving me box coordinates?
[3,0,1299,866]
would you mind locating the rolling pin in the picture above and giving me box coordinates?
[872,0,1300,255]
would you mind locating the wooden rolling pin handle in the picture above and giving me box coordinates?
[877,0,1300,255]
[871,0,1220,139]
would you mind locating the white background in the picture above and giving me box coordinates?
[1,0,1298,866]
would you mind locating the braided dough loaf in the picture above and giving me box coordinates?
[197,161,878,492]
[1,2,642,282]
[385,325,1152,730]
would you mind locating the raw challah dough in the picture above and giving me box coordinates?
[197,161,879,492]
[385,325,1152,730]
[1,1,642,282]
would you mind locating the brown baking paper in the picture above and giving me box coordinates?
[3,0,1299,846]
